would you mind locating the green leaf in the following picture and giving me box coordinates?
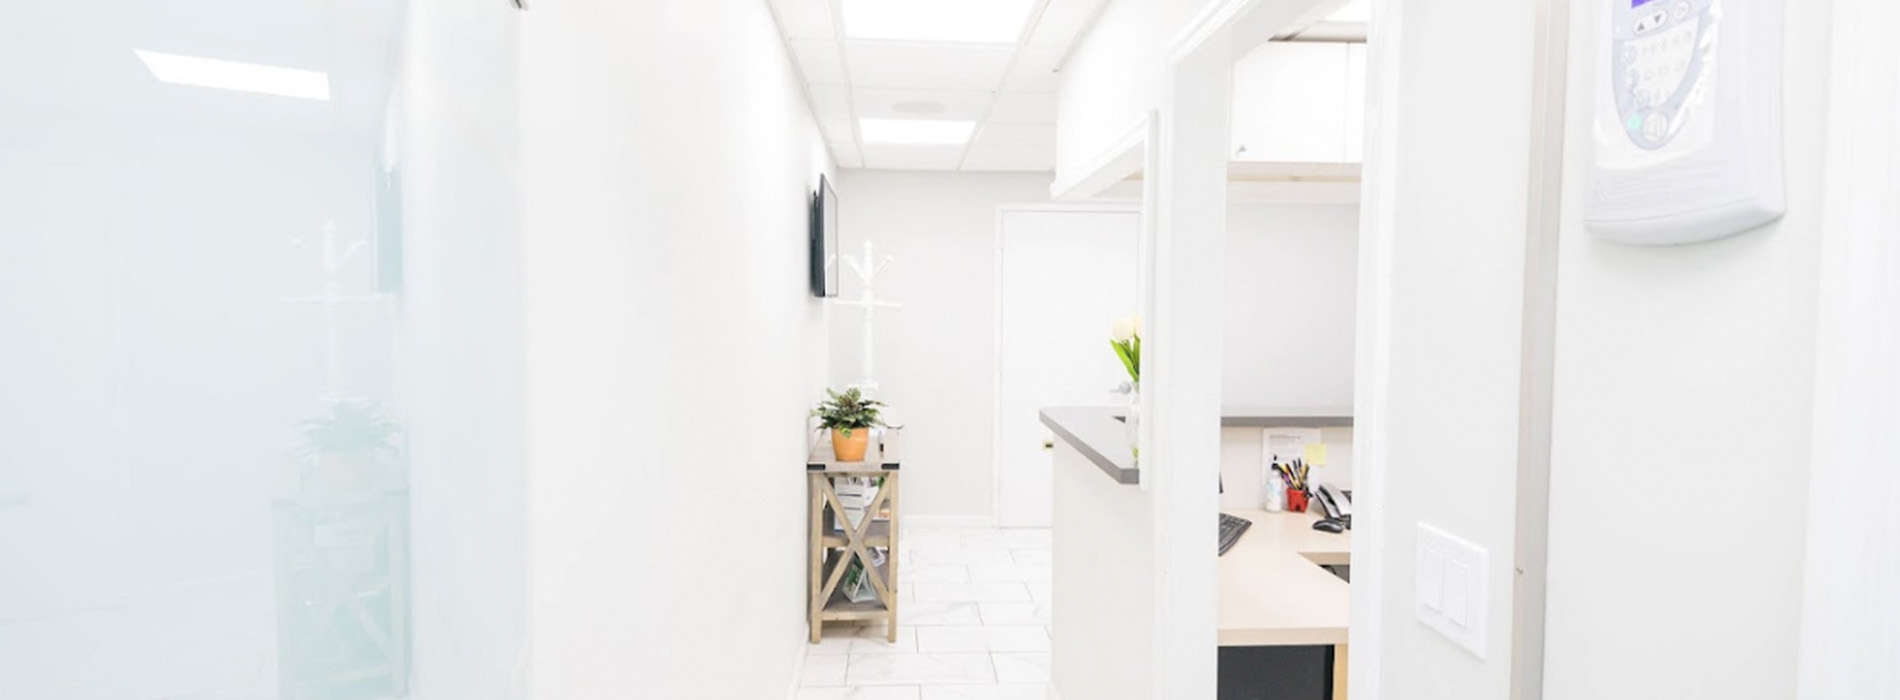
[1111,340,1139,383]
[814,387,887,430]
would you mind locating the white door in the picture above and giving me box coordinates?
[996,208,1140,528]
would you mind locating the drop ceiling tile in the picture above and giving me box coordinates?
[860,143,966,171]
[771,0,838,40]
[1002,46,1065,92]
[831,142,865,168]
[974,123,1055,148]
[1027,0,1111,47]
[852,88,993,121]
[791,40,848,84]
[838,0,1043,43]
[988,91,1056,124]
[962,145,1055,172]
[845,43,1015,92]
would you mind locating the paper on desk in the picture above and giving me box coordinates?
[1263,428,1322,465]
[1303,443,1329,467]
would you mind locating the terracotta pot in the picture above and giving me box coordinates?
[831,427,871,462]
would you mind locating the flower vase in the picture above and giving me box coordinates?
[1125,386,1141,461]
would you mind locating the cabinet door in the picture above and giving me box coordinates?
[1345,43,1368,162]
[1231,42,1351,163]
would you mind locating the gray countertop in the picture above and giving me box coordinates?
[1040,406,1354,485]
[1040,406,1141,484]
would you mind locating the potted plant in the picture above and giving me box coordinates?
[812,388,885,462]
[298,399,399,492]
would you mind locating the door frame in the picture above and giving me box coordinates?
[1796,0,1900,697]
[990,202,1142,529]
[1154,0,1564,696]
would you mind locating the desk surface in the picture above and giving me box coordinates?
[1219,509,1352,647]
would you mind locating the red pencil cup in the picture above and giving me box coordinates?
[1286,488,1310,513]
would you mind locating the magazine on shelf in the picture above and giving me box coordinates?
[832,476,888,533]
[840,550,886,604]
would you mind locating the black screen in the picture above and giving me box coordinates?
[812,175,839,298]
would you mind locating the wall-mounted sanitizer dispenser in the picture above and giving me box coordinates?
[1586,0,1786,245]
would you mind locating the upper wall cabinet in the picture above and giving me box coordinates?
[1232,42,1369,164]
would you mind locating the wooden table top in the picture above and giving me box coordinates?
[807,427,904,473]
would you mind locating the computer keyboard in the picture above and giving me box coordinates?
[1218,513,1253,556]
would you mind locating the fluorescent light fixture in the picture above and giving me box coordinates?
[840,0,1039,44]
[860,118,976,145]
[1326,0,1370,23]
[134,50,331,101]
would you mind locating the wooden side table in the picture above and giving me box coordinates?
[807,428,902,643]
[271,486,410,700]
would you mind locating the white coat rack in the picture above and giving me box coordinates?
[834,240,903,395]
[282,221,388,402]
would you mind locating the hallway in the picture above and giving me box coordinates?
[796,526,1052,699]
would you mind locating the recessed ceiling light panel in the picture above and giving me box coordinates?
[135,50,331,101]
[840,0,1039,44]
[860,118,976,145]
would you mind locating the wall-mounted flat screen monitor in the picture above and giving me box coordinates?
[811,174,839,298]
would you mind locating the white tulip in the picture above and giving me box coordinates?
[1111,316,1140,341]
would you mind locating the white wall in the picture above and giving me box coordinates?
[1367,1,1837,698]
[397,1,528,698]
[1539,1,1833,698]
[1361,0,1539,696]
[517,2,832,698]
[1795,2,1900,696]
[829,170,1052,522]
[1054,0,1205,187]
[1223,204,1359,408]
[1220,203,1359,507]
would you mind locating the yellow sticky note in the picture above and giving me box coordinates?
[1303,443,1329,467]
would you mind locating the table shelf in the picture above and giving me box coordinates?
[808,428,902,643]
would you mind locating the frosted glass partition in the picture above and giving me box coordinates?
[0,2,526,699]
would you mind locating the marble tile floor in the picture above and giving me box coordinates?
[795,526,1054,700]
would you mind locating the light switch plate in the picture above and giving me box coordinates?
[1415,522,1488,659]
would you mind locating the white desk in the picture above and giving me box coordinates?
[1219,509,1351,646]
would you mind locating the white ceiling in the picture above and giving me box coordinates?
[768,0,1112,172]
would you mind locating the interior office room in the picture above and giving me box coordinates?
[3,1,1899,700]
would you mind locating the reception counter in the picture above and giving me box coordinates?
[1043,406,1353,700]
[1038,406,1353,485]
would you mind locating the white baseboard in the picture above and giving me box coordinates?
[903,515,996,529]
